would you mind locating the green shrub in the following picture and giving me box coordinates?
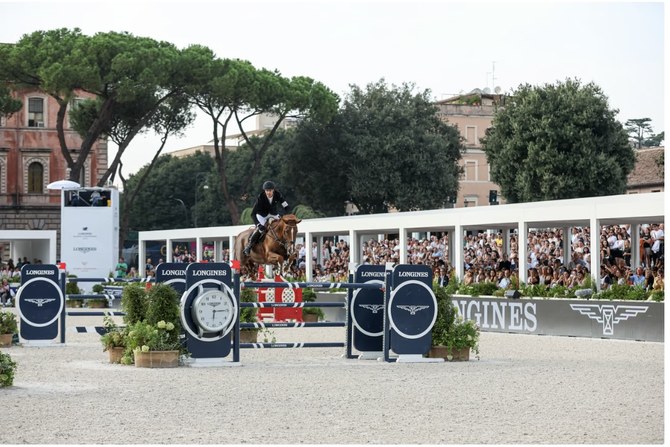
[240,287,258,324]
[0,351,17,387]
[0,311,18,334]
[92,284,104,294]
[121,283,147,325]
[65,276,80,295]
[144,283,180,328]
[649,290,664,302]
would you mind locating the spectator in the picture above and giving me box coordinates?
[115,257,128,279]
[1,278,10,306]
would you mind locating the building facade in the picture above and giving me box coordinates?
[435,91,505,208]
[0,88,108,261]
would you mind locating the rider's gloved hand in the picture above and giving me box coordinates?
[257,223,265,232]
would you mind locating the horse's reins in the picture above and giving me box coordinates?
[267,219,298,254]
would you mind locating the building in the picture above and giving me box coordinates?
[0,88,108,262]
[435,89,506,208]
[626,146,664,194]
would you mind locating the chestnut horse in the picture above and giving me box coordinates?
[234,214,302,279]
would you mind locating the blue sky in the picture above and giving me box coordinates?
[0,1,665,175]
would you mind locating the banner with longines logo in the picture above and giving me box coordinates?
[451,296,664,342]
[60,189,119,283]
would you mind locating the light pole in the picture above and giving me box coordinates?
[169,196,189,226]
[193,172,209,228]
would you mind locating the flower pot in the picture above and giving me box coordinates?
[0,333,13,347]
[239,329,259,343]
[134,350,179,368]
[429,346,470,361]
[108,347,124,364]
[302,313,319,323]
[66,300,83,308]
[87,300,107,308]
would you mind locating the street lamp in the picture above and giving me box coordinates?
[169,196,189,226]
[193,172,210,228]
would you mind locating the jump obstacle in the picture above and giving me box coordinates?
[14,262,442,364]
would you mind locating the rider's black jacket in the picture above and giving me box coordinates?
[251,190,289,226]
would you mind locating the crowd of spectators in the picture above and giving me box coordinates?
[2,223,663,293]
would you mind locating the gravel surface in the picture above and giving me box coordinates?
[0,312,664,444]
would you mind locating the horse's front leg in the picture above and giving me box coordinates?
[266,252,284,276]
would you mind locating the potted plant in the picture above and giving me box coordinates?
[239,288,259,343]
[100,316,127,363]
[301,288,324,322]
[0,311,18,347]
[0,351,17,387]
[65,276,83,308]
[429,285,480,361]
[129,283,184,367]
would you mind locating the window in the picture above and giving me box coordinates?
[465,126,477,146]
[464,160,477,181]
[28,97,45,127]
[28,161,43,193]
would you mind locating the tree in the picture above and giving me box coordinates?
[275,80,464,215]
[124,152,220,231]
[625,118,664,148]
[0,84,22,116]
[1,29,190,185]
[184,47,339,224]
[482,79,634,203]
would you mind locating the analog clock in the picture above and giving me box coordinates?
[190,289,235,335]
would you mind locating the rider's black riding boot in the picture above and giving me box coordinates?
[243,228,262,256]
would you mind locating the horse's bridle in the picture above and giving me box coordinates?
[267,217,298,256]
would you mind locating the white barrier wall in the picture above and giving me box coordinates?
[138,192,664,284]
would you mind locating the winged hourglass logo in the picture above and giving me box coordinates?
[570,304,648,335]
[397,305,430,315]
[25,298,57,307]
[359,304,384,314]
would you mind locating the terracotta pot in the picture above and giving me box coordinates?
[429,346,470,361]
[108,347,124,364]
[0,333,13,347]
[239,329,259,343]
[67,300,83,308]
[302,313,319,323]
[134,350,179,368]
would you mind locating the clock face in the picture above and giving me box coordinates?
[191,289,235,334]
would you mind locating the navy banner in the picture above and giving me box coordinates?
[17,264,64,341]
[351,264,385,353]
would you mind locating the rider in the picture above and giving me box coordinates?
[243,180,290,256]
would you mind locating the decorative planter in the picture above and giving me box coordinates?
[108,347,125,364]
[239,329,259,343]
[66,300,83,308]
[87,300,107,309]
[302,313,319,323]
[0,333,13,347]
[134,350,179,368]
[428,346,470,361]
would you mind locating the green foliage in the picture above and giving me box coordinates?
[482,78,634,203]
[125,320,181,353]
[239,287,258,324]
[121,283,148,325]
[300,288,324,318]
[0,351,17,387]
[99,316,127,351]
[595,284,648,301]
[625,118,664,148]
[0,311,18,334]
[649,290,664,302]
[144,283,180,328]
[273,79,464,216]
[431,286,480,355]
[65,277,81,295]
[92,284,105,294]
[457,281,498,297]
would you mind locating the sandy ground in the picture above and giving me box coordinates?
[0,311,664,445]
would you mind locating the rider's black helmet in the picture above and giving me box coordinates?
[262,180,276,190]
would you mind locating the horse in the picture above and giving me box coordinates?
[234,214,302,279]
